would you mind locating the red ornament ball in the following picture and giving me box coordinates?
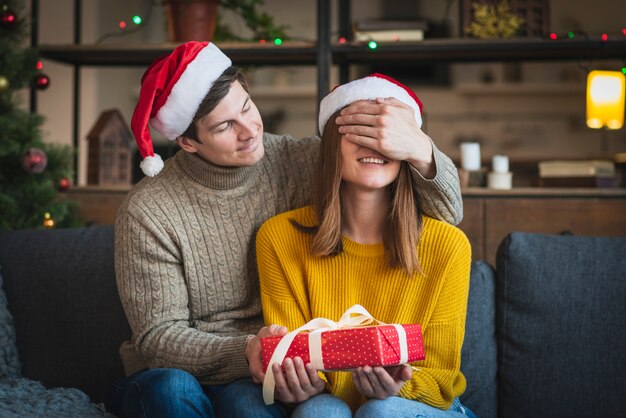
[0,9,17,30]
[34,73,50,90]
[22,147,48,174]
[58,177,71,191]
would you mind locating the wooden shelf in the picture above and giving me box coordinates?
[39,38,626,67]
[332,38,626,64]
[38,41,318,66]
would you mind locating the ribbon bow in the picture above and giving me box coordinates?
[262,304,409,405]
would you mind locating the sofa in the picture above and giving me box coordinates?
[0,225,624,417]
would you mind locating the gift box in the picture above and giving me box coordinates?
[261,323,425,372]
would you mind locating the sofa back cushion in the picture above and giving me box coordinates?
[496,232,626,418]
[460,260,497,418]
[0,225,131,405]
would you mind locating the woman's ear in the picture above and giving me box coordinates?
[176,136,198,153]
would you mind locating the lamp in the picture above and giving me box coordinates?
[586,70,625,129]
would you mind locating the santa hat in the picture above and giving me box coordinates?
[318,73,423,135]
[131,41,232,177]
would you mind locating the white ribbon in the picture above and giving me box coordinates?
[262,304,408,405]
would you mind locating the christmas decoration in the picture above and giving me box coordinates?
[34,73,50,90]
[22,147,48,174]
[0,75,8,92]
[0,0,81,230]
[43,212,55,228]
[465,1,524,39]
[0,8,17,30]
[58,177,71,191]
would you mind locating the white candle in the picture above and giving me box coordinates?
[460,142,481,171]
[492,155,509,173]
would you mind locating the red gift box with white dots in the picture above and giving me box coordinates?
[261,324,425,372]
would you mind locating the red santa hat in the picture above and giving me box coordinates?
[131,41,232,176]
[318,73,423,135]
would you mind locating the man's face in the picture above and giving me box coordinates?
[184,80,264,167]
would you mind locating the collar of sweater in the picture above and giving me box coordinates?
[175,150,261,190]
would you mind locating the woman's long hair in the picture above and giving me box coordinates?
[294,109,423,275]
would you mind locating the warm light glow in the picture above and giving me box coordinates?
[586,70,625,129]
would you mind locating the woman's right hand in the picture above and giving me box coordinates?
[272,356,326,404]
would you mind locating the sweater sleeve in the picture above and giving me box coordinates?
[411,139,463,226]
[397,231,471,409]
[115,208,250,383]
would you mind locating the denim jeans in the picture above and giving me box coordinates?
[109,368,287,418]
[291,394,477,418]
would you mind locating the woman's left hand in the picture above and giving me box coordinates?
[352,364,413,399]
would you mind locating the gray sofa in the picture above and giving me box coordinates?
[0,225,624,417]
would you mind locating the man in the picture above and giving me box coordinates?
[112,41,462,418]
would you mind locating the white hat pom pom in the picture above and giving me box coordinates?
[140,154,164,177]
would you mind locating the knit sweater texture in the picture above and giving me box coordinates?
[115,132,462,385]
[257,206,472,411]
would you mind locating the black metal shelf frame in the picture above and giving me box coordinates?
[32,0,626,182]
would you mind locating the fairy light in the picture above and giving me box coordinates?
[274,38,282,45]
[119,21,127,29]
[549,33,558,40]
[339,37,346,44]
[132,15,142,25]
[368,40,377,49]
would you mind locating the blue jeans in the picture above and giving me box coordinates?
[291,394,478,418]
[109,368,287,418]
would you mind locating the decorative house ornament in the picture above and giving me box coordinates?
[86,109,133,186]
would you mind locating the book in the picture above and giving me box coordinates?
[537,175,618,188]
[353,29,425,43]
[538,160,615,178]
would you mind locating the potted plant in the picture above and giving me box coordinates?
[164,0,288,43]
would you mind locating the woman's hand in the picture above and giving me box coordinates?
[352,364,413,399]
[272,357,326,404]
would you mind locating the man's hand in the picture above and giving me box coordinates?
[352,364,412,400]
[272,357,325,404]
[336,98,435,178]
[245,324,287,384]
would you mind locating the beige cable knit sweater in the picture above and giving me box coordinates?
[114,132,462,385]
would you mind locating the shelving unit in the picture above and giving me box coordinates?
[33,0,626,183]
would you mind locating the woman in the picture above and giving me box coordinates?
[256,74,475,418]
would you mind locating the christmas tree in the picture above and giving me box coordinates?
[0,0,80,230]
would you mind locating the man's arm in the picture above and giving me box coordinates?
[115,208,251,383]
[335,97,463,225]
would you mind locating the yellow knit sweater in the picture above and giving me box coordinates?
[257,206,471,411]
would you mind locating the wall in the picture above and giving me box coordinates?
[33,0,626,185]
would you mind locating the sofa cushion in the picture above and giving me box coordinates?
[0,267,21,378]
[0,225,131,406]
[496,232,626,418]
[460,260,497,418]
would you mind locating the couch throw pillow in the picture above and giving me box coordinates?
[0,266,21,379]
